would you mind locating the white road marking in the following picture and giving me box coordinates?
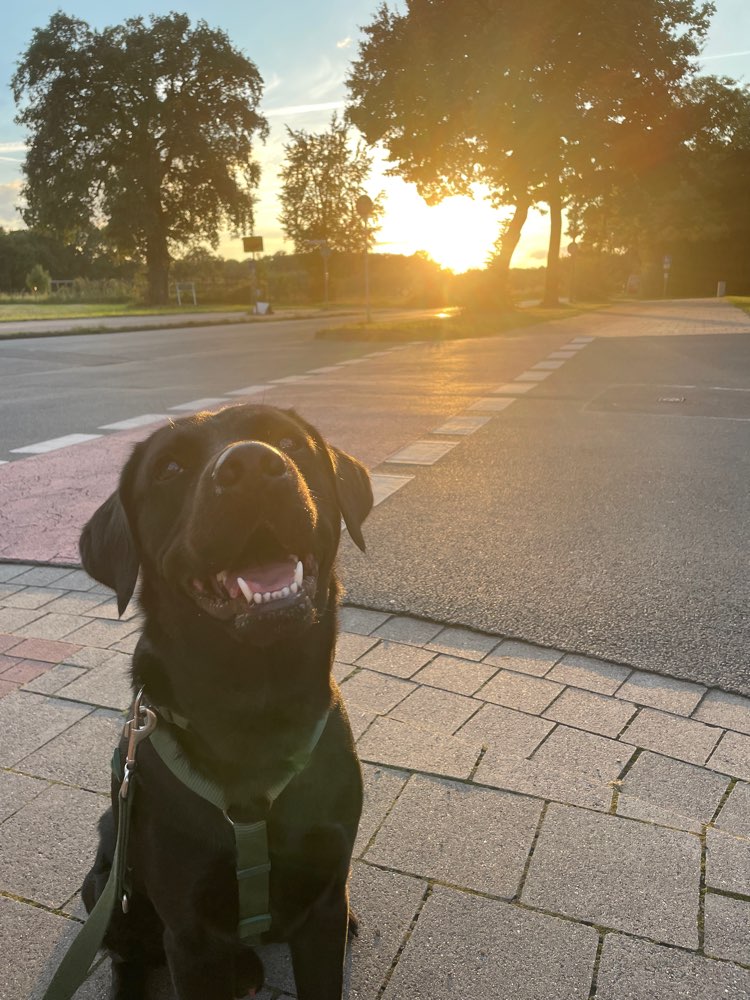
[225,385,275,396]
[371,473,415,506]
[515,370,552,382]
[169,398,231,411]
[269,375,312,384]
[570,336,595,343]
[11,433,102,454]
[98,414,169,430]
[493,382,536,395]
[432,415,492,435]
[468,397,516,412]
[548,351,577,359]
[533,360,565,370]
[335,359,367,366]
[385,440,459,465]
[308,366,340,374]
[560,343,588,351]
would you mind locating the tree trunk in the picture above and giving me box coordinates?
[146,232,170,305]
[494,195,531,305]
[542,177,563,307]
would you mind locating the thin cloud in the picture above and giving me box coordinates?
[0,141,26,153]
[264,100,345,118]
[336,37,352,49]
[699,49,750,62]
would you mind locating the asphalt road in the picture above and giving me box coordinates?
[0,299,748,694]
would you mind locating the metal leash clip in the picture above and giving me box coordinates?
[120,686,157,800]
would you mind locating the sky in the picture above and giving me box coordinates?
[0,1,749,273]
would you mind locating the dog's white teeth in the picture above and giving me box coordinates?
[237,577,253,603]
[263,592,271,603]
[253,592,263,605]
[295,560,304,586]
[216,571,227,584]
[281,586,290,598]
[290,581,299,595]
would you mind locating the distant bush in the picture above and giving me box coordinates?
[25,263,52,295]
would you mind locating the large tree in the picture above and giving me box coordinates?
[12,12,268,304]
[278,114,382,253]
[347,0,714,305]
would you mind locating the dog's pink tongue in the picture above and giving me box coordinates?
[228,561,294,595]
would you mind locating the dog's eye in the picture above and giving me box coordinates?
[278,437,300,453]
[155,457,184,482]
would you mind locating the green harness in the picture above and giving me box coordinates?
[41,689,329,1000]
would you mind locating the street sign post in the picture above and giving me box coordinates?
[242,236,265,313]
[355,195,374,323]
[663,254,672,298]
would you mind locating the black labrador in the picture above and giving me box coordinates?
[79,403,372,999]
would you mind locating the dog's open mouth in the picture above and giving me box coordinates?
[186,524,318,623]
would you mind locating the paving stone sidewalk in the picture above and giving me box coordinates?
[1,562,750,997]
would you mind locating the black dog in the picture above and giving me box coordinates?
[79,403,372,999]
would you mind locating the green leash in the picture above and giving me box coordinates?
[40,691,329,1000]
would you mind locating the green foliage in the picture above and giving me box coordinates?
[278,114,383,253]
[25,263,51,294]
[12,12,268,303]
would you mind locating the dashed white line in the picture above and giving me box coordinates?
[468,397,516,412]
[532,360,565,370]
[431,415,492,436]
[548,351,578,359]
[385,440,459,465]
[169,398,232,411]
[570,336,595,344]
[269,375,313,384]
[515,371,552,382]
[225,385,275,396]
[493,383,536,395]
[371,473,415,506]
[11,433,102,454]
[98,414,169,430]
[308,366,340,374]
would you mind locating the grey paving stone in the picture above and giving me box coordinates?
[706,827,750,896]
[354,763,409,858]
[616,751,730,833]
[595,932,750,999]
[357,717,481,779]
[476,725,634,810]
[9,566,74,587]
[388,686,479,735]
[110,633,140,654]
[621,708,722,766]
[522,804,701,948]
[0,895,87,1000]
[12,613,89,641]
[0,582,22,598]
[355,641,434,679]
[367,774,542,897]
[40,592,112,617]
[382,886,598,1000]
[341,669,415,714]
[260,862,427,999]
[0,784,106,908]
[54,568,99,592]
[370,616,443,647]
[544,687,637,738]
[456,703,553,757]
[0,691,92,766]
[62,646,119,669]
[0,606,45,633]
[19,709,122,793]
[425,626,500,661]
[55,656,133,711]
[547,654,631,695]
[411,653,497,695]
[695,689,750,736]
[483,639,563,677]
[616,671,706,716]
[334,631,379,664]
[85,599,141,622]
[0,563,35,582]
[704,892,750,965]
[332,660,356,684]
[0,587,63,610]
[62,619,140,648]
[709,731,750,781]
[23,662,87,695]
[715,781,750,836]
[477,669,564,714]
[346,704,376,742]
[339,607,390,635]
[0,770,48,822]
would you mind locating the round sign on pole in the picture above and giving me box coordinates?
[355,195,374,218]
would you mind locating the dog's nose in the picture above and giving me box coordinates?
[212,442,287,491]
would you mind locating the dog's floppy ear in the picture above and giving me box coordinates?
[79,454,140,616]
[328,445,373,553]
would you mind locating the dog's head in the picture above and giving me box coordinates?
[79,404,372,645]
